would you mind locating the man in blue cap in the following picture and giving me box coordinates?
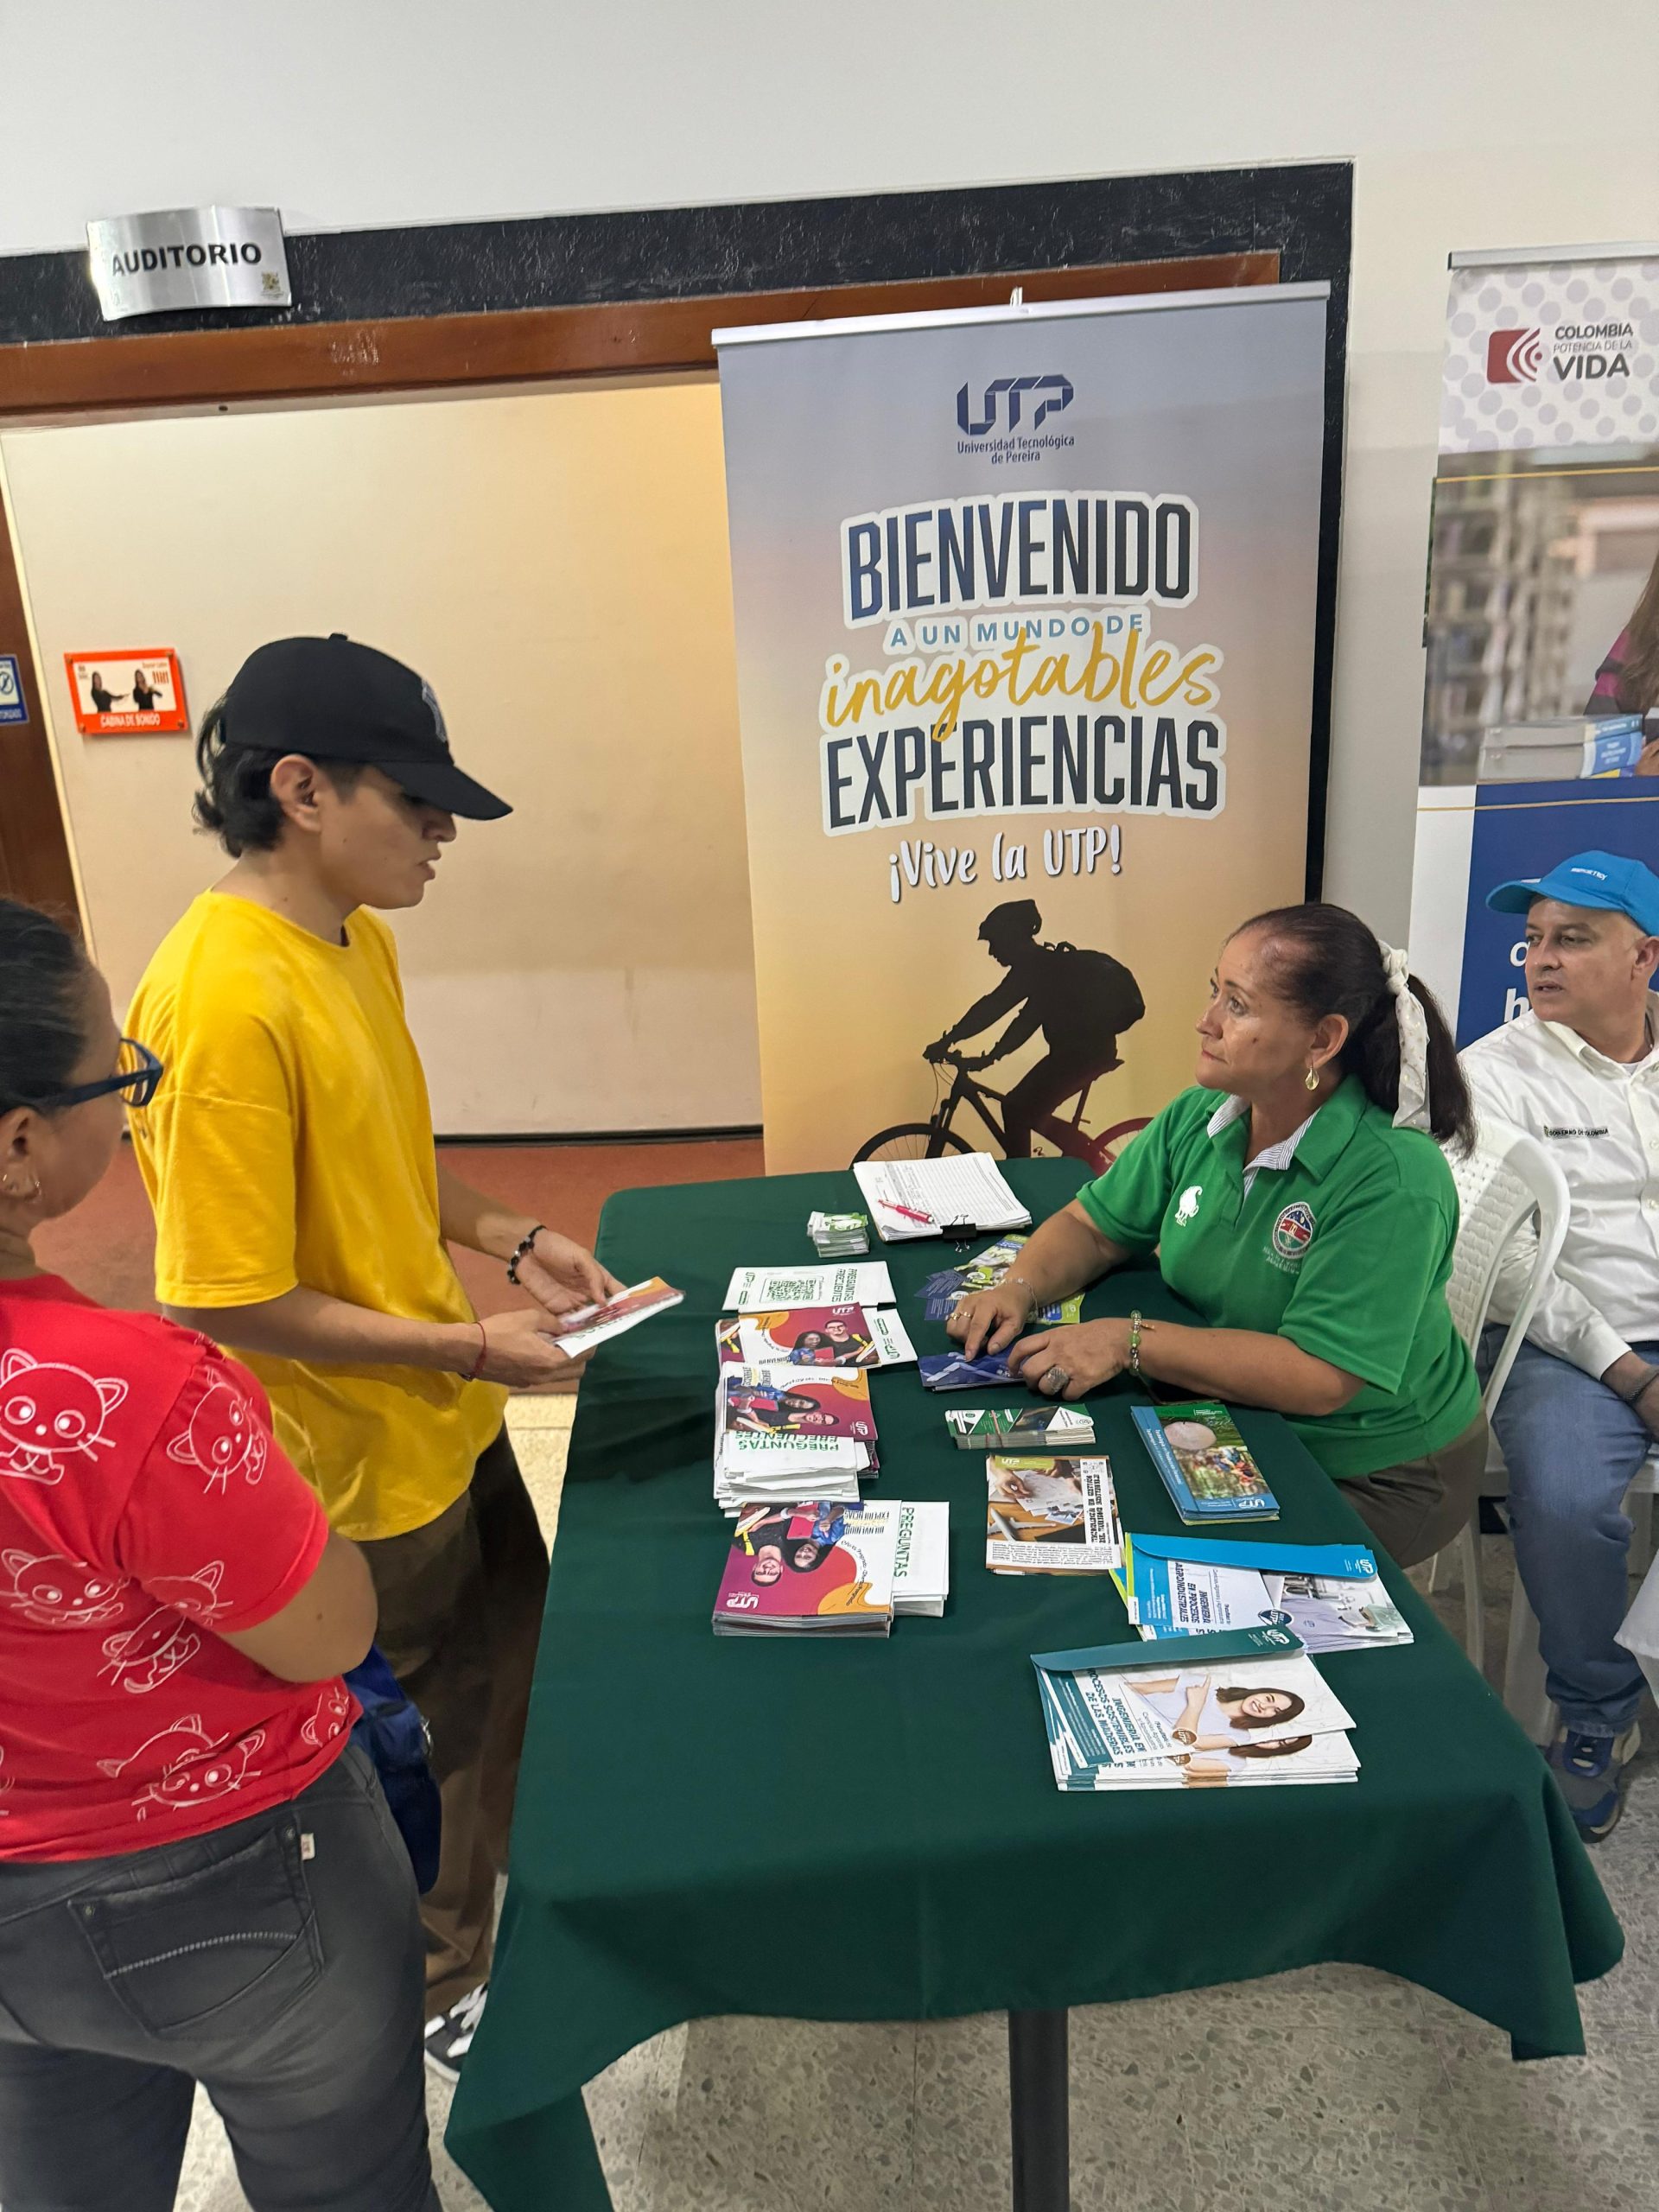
[1462,850,1659,1838]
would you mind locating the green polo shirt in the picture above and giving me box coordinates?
[1077,1076,1480,1481]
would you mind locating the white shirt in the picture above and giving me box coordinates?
[1205,1094,1318,1196]
[1460,1004,1659,1376]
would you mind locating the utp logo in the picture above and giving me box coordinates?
[957,375,1073,436]
[1486,328,1545,384]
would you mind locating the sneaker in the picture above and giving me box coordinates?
[1546,1724,1642,1842]
[424,1983,487,2081]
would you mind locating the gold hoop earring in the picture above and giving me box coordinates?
[1304,1066,1320,1094]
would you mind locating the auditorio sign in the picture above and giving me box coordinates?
[86,207,290,320]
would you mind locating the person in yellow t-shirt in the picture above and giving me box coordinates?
[128,633,625,2080]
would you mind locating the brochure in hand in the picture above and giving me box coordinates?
[1115,1534,1413,1653]
[1130,1401,1279,1522]
[715,1305,917,1370]
[918,1236,1083,1325]
[548,1278,683,1357]
[1032,1629,1359,1790]
[946,1405,1096,1451]
[723,1262,894,1312]
[985,1457,1122,1574]
[714,1502,899,1634]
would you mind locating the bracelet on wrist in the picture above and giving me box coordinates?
[505,1224,547,1287]
[1631,1370,1659,1408]
[1128,1308,1145,1381]
[465,1321,488,1382]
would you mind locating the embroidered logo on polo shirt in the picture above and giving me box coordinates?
[1270,1201,1317,1266]
[1543,1126,1609,1140]
[1175,1184,1203,1225]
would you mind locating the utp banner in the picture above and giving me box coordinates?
[715,287,1332,1173]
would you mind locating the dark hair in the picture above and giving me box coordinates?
[0,901,90,1116]
[1614,546,1659,716]
[788,1541,831,1572]
[1232,902,1475,1150]
[192,696,364,856]
[1216,1685,1307,1730]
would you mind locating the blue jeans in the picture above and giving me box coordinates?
[0,1745,439,2212]
[1482,1327,1657,1738]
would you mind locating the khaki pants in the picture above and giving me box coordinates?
[359,1427,549,2013]
[1342,1414,1490,1570]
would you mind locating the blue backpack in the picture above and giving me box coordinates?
[343,1645,442,1894]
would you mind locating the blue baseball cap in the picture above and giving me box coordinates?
[1486,850,1659,934]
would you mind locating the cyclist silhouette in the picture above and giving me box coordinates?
[924,899,1144,1157]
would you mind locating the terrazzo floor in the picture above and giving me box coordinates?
[168,1405,1659,2212]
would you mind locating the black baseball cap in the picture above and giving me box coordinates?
[220,633,511,820]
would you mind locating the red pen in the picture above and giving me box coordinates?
[882,1198,935,1224]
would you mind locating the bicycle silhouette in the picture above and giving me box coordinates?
[853,1050,1149,1169]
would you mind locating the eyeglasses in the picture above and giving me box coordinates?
[36,1038,164,1112]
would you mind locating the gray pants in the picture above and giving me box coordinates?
[0,1745,439,2212]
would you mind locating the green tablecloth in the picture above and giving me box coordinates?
[447,1160,1621,2212]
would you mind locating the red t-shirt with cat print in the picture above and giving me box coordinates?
[0,1274,355,1859]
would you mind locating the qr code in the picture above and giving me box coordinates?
[767,1277,819,1300]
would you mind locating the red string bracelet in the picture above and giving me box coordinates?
[465,1322,488,1382]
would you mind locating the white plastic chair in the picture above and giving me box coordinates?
[1432,1120,1572,1675]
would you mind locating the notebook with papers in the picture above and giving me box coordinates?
[852,1154,1030,1242]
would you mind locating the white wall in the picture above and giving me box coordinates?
[4,0,1658,939]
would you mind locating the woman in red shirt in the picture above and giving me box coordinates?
[0,900,439,2211]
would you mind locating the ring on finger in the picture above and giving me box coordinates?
[1039,1363,1068,1395]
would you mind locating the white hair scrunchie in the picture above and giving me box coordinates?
[1380,943,1431,1133]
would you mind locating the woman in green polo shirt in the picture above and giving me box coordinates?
[950,902,1486,1566]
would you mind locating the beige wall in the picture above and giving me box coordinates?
[1,378,761,1133]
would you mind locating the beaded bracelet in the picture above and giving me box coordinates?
[1128,1309,1145,1381]
[506,1224,547,1287]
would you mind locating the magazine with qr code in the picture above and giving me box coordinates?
[722,1262,894,1312]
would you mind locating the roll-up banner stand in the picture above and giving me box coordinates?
[715,284,1332,1173]
[1410,245,1659,1042]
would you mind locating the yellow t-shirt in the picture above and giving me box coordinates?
[127,891,506,1541]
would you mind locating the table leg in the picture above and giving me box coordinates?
[1007,2007,1070,2212]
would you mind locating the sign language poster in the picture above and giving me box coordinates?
[716,289,1330,1173]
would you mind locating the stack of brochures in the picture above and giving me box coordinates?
[919,1349,1016,1390]
[810,1211,870,1257]
[1033,1627,1360,1790]
[712,1498,948,1634]
[1131,1401,1280,1522]
[853,1153,1030,1243]
[985,1456,1122,1575]
[890,1498,950,1617]
[723,1262,893,1311]
[550,1278,683,1357]
[1112,1533,1413,1655]
[716,1304,916,1370]
[947,1405,1096,1451]
[919,1235,1083,1325]
[713,1364,878,1514]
